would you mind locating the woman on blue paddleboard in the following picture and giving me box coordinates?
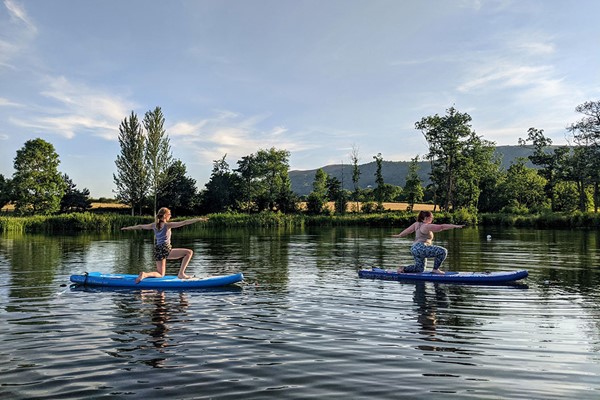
[392,211,464,274]
[121,207,207,283]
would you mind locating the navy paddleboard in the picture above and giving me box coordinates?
[359,268,528,284]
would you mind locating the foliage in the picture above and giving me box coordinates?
[0,174,11,210]
[11,138,66,215]
[306,168,328,214]
[519,127,570,211]
[144,106,172,214]
[113,111,148,215]
[201,155,242,213]
[416,107,496,212]
[350,144,361,210]
[373,153,385,211]
[59,174,92,213]
[566,101,600,212]
[157,159,199,215]
[498,158,548,212]
[403,156,424,211]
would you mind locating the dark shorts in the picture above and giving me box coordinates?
[153,243,172,261]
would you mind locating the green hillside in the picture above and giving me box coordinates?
[289,145,542,196]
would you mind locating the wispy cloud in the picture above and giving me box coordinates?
[170,111,321,165]
[4,0,36,33]
[11,76,136,140]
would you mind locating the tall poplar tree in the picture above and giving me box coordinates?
[114,111,148,215]
[144,106,172,215]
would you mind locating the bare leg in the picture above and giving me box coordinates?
[168,248,194,279]
[135,260,167,283]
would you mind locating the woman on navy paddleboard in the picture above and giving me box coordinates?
[121,207,207,283]
[393,211,463,274]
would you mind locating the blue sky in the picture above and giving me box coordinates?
[1,0,598,198]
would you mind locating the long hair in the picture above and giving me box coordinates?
[416,210,432,222]
[156,207,171,230]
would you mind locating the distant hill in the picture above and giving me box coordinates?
[289,145,544,196]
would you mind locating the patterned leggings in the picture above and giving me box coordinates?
[403,242,448,273]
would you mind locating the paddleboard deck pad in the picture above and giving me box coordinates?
[359,268,528,284]
[70,271,244,289]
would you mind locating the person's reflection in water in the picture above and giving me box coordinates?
[412,282,449,346]
[137,290,189,368]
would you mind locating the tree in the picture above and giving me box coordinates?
[373,153,385,211]
[114,111,148,215]
[519,127,570,211]
[144,106,172,215]
[236,154,258,212]
[498,158,548,212]
[254,148,296,212]
[416,107,481,211]
[306,168,328,215]
[403,156,424,211]
[327,175,348,215]
[201,155,241,213]
[157,159,199,215]
[11,138,66,215]
[59,174,92,213]
[350,144,361,212]
[566,101,600,212]
[0,174,11,210]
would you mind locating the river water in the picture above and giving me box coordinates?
[1,226,599,399]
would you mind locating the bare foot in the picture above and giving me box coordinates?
[135,272,146,284]
[178,273,192,280]
[397,267,405,273]
[431,269,445,274]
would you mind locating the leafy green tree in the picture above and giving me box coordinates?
[350,144,361,212]
[498,158,548,212]
[327,175,348,214]
[201,155,241,213]
[144,106,172,215]
[566,101,600,212]
[373,153,385,211]
[235,154,258,212]
[306,168,329,214]
[12,138,66,215]
[519,127,570,211]
[157,159,199,215]
[416,107,483,211]
[0,174,12,210]
[403,155,424,211]
[59,174,92,213]
[114,111,148,215]
[254,148,296,212]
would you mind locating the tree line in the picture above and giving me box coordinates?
[1,101,599,216]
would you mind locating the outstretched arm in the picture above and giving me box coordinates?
[392,222,417,238]
[168,217,209,229]
[121,223,154,231]
[425,223,465,233]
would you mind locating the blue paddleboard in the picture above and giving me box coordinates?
[70,271,244,289]
[359,268,528,284]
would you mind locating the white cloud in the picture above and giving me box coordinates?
[10,76,136,140]
[0,97,21,107]
[4,0,36,33]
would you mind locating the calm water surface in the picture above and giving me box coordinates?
[1,226,600,399]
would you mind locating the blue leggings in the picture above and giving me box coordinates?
[403,242,448,273]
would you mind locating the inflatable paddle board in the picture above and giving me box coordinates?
[70,271,244,289]
[359,268,528,284]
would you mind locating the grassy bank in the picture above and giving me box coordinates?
[1,209,598,233]
[0,210,474,233]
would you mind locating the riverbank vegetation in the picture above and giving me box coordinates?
[2,208,599,234]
